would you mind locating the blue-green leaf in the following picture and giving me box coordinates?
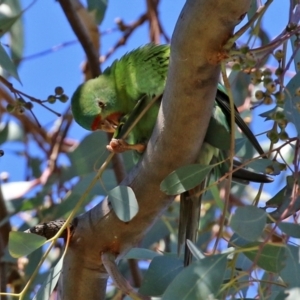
[87,0,107,24]
[247,158,281,175]
[0,12,21,36]
[0,43,21,82]
[123,248,161,260]
[108,186,138,222]
[9,231,46,258]
[279,245,300,288]
[230,206,266,241]
[278,222,300,238]
[8,0,24,64]
[0,121,24,144]
[186,239,205,260]
[64,131,109,180]
[284,71,300,136]
[160,164,212,195]
[139,256,183,296]
[162,254,227,300]
[244,243,286,273]
[33,255,63,300]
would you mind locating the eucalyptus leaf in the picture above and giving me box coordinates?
[139,256,183,296]
[0,121,24,144]
[108,186,138,222]
[244,243,286,273]
[9,231,46,258]
[186,239,205,260]
[160,164,213,195]
[123,248,161,260]
[0,12,21,36]
[33,255,63,300]
[279,245,300,288]
[87,0,108,24]
[4,0,24,63]
[0,122,9,144]
[0,43,21,82]
[64,131,109,180]
[230,206,266,241]
[162,254,227,300]
[247,158,281,175]
[290,34,300,74]
[265,178,300,222]
[278,222,300,238]
[284,71,300,136]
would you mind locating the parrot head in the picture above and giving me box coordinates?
[71,76,123,132]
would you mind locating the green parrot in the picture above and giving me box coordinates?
[71,44,273,266]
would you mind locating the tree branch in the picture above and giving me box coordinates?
[60,0,252,299]
[58,0,100,78]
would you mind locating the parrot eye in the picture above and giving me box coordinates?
[98,101,106,109]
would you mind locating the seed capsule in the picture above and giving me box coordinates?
[255,90,265,100]
[55,86,64,95]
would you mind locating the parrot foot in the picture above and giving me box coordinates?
[107,138,146,153]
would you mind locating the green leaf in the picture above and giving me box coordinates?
[0,122,9,144]
[0,12,21,36]
[279,245,300,288]
[230,206,266,241]
[0,121,24,144]
[186,240,205,260]
[260,272,284,300]
[0,43,21,82]
[33,255,63,300]
[229,71,251,107]
[123,248,161,260]
[290,35,300,73]
[139,256,183,296]
[285,71,300,136]
[160,164,213,195]
[108,186,139,222]
[235,138,247,154]
[247,158,281,175]
[205,105,230,150]
[64,131,109,180]
[278,223,300,238]
[41,171,117,220]
[162,254,227,300]
[9,231,46,258]
[266,178,300,222]
[87,0,107,24]
[4,0,24,64]
[244,243,286,273]
[247,0,258,20]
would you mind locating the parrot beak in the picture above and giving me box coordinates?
[91,112,123,132]
[99,119,118,133]
[91,115,118,132]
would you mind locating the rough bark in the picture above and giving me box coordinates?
[60,0,252,299]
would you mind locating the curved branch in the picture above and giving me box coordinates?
[58,0,100,78]
[60,0,252,299]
